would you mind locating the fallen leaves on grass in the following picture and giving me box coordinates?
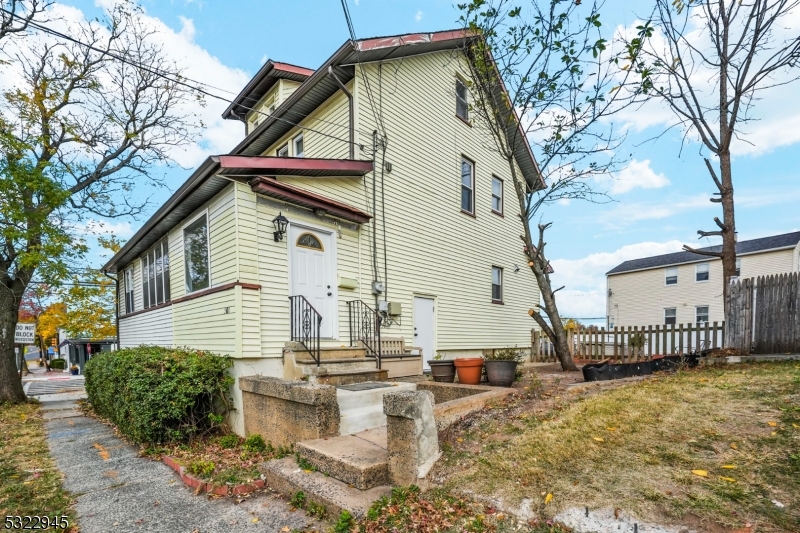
[691,470,709,477]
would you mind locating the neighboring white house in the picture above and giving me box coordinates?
[102,30,544,435]
[606,231,800,329]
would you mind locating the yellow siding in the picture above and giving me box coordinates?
[119,306,173,348]
[172,290,237,355]
[607,248,796,327]
[280,79,301,103]
[253,51,537,354]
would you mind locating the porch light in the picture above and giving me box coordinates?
[272,212,289,242]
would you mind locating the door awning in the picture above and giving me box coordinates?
[249,177,372,224]
[214,155,373,177]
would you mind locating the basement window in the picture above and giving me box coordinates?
[664,308,676,325]
[184,214,210,293]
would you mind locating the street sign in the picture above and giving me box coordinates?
[14,323,36,344]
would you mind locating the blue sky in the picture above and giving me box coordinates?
[48,0,800,320]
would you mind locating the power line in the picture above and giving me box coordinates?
[0,8,361,149]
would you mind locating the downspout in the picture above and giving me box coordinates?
[327,65,354,160]
[103,270,120,349]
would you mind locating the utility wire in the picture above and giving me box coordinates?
[0,8,360,149]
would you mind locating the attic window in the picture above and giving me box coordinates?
[456,79,469,122]
[296,233,323,250]
[277,144,289,158]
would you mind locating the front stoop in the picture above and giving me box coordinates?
[260,456,392,519]
[310,368,388,385]
[294,428,390,490]
[285,343,389,385]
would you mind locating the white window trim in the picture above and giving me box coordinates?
[124,267,135,314]
[664,307,677,325]
[461,156,475,215]
[181,209,212,294]
[277,143,289,157]
[140,238,170,309]
[695,262,710,283]
[664,267,678,286]
[491,175,504,216]
[455,77,469,122]
[491,266,503,303]
[293,133,304,158]
[695,305,710,324]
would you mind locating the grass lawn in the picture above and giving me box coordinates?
[0,401,76,531]
[433,362,800,532]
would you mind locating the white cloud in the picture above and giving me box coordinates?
[598,159,670,194]
[415,10,423,22]
[550,240,685,319]
[0,3,251,169]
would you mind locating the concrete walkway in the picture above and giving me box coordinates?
[42,396,323,532]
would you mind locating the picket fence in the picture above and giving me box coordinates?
[531,321,725,363]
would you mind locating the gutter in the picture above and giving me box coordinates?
[102,270,120,348]
[327,65,355,160]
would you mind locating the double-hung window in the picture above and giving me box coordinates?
[665,267,678,285]
[696,305,709,324]
[696,262,709,282]
[735,258,741,277]
[293,134,304,157]
[456,79,469,122]
[491,176,503,215]
[141,239,170,309]
[184,214,210,293]
[124,268,134,314]
[492,266,503,303]
[461,158,475,214]
[664,308,677,325]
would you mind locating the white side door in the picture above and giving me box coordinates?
[289,225,336,338]
[413,296,435,370]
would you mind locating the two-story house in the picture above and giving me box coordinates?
[102,30,544,434]
[606,231,800,329]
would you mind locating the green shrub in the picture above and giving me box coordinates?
[49,358,66,370]
[188,459,215,478]
[332,510,354,533]
[290,490,306,508]
[217,435,239,449]
[84,346,233,444]
[242,434,266,453]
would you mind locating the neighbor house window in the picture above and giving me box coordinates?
[124,268,134,314]
[184,214,210,293]
[491,176,503,215]
[277,144,289,157]
[293,134,304,157]
[665,267,678,285]
[664,308,676,325]
[735,258,741,277]
[141,239,170,309]
[456,78,469,122]
[696,305,709,324]
[492,266,503,303]
[696,262,709,282]
[461,158,475,214]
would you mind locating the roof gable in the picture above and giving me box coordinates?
[223,60,314,121]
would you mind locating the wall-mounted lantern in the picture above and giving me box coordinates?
[272,212,289,242]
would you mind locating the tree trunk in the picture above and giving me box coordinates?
[719,150,736,313]
[529,261,579,371]
[0,290,27,403]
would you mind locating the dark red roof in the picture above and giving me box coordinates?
[249,177,372,224]
[214,155,373,177]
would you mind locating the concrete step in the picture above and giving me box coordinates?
[337,381,417,435]
[260,456,391,518]
[297,358,376,369]
[291,344,367,362]
[308,369,388,386]
[294,429,389,490]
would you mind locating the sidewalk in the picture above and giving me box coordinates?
[41,395,322,532]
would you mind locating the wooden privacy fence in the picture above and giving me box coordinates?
[531,322,725,363]
[726,272,800,354]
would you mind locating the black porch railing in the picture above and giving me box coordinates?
[289,295,322,366]
[347,300,382,368]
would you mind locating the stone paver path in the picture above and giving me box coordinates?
[44,402,322,532]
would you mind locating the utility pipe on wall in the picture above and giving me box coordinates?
[327,66,355,160]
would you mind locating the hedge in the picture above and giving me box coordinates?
[84,346,234,444]
[49,358,66,370]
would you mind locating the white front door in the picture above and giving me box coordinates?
[289,225,336,338]
[413,296,435,370]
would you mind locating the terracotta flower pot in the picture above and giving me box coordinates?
[453,357,484,385]
[427,360,456,383]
